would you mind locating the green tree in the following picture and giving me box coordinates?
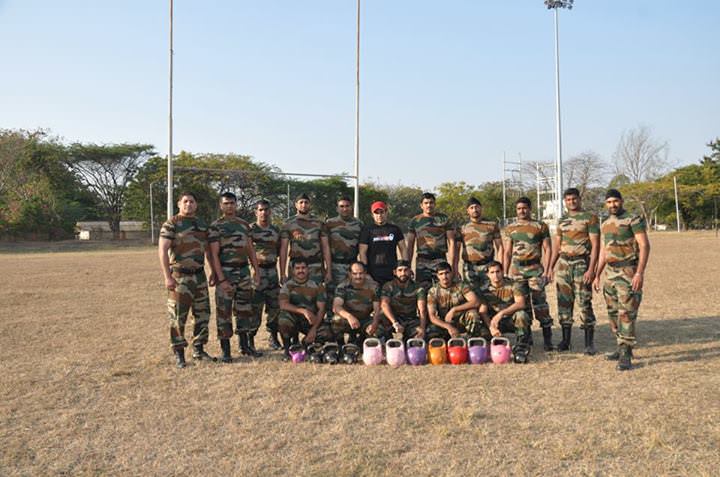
[435,182,480,225]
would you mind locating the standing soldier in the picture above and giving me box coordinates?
[593,189,650,371]
[455,196,504,293]
[250,199,282,350]
[278,258,332,360]
[426,262,482,340]
[158,192,213,368]
[405,192,456,290]
[279,193,331,286]
[358,201,407,287]
[324,196,363,299]
[332,261,383,345]
[208,192,261,360]
[547,188,600,354]
[503,197,555,351]
[380,260,428,342]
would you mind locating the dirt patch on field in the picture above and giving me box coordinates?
[0,232,718,476]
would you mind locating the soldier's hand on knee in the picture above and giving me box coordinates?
[447,325,460,338]
[366,322,378,336]
[301,309,315,323]
[415,327,425,339]
[347,316,361,330]
[444,308,456,323]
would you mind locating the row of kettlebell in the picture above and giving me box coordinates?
[287,337,514,365]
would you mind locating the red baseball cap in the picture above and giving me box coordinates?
[370,201,387,212]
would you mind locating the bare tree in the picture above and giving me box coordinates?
[564,150,608,197]
[613,125,669,183]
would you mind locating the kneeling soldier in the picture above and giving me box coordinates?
[278,258,331,360]
[478,261,532,362]
[332,261,383,345]
[380,260,428,341]
[426,262,481,339]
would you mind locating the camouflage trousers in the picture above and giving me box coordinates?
[393,316,423,342]
[515,275,553,328]
[415,256,446,291]
[486,308,531,341]
[277,310,333,343]
[603,265,642,346]
[252,266,280,333]
[331,315,386,343]
[215,266,255,337]
[463,261,491,293]
[556,256,596,328]
[426,309,483,340]
[168,270,211,350]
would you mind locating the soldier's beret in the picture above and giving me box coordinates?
[605,189,623,200]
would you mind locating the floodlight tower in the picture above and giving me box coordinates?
[544,0,573,220]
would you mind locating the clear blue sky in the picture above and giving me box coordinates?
[1,1,718,190]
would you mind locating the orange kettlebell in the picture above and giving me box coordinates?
[428,337,447,365]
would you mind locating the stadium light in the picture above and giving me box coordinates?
[167,0,174,219]
[353,0,361,218]
[544,0,573,220]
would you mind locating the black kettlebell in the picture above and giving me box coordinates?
[322,343,340,365]
[307,343,324,364]
[342,344,360,364]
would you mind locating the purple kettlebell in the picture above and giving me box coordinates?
[468,337,488,364]
[288,344,306,363]
[406,338,427,366]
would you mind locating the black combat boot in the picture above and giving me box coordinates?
[281,335,292,362]
[512,332,532,364]
[174,348,186,369]
[219,339,232,363]
[557,325,572,352]
[238,333,251,355]
[267,325,282,350]
[616,344,633,371]
[192,343,215,361]
[246,332,263,358]
[542,327,556,351]
[583,327,597,356]
[606,345,632,361]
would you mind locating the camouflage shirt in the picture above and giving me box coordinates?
[479,278,524,312]
[459,219,501,263]
[381,279,426,319]
[280,214,327,261]
[601,209,646,264]
[160,214,208,270]
[556,211,599,257]
[504,219,549,278]
[250,223,280,266]
[208,216,251,266]
[334,278,379,320]
[427,281,473,317]
[408,213,452,258]
[279,278,326,314]
[325,215,363,263]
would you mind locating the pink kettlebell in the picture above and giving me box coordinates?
[468,337,488,364]
[385,339,406,367]
[363,338,384,365]
[288,344,306,363]
[490,336,512,364]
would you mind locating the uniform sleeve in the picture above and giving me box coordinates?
[279,221,291,240]
[426,288,437,312]
[407,217,417,234]
[207,222,220,243]
[416,286,427,301]
[380,282,392,299]
[334,283,347,302]
[278,284,290,301]
[588,214,600,235]
[160,219,175,240]
[501,225,511,241]
[541,222,550,240]
[320,219,329,238]
[630,215,647,234]
[513,280,529,298]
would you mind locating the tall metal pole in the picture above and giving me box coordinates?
[674,176,681,232]
[353,0,361,218]
[150,182,156,244]
[167,0,174,219]
[553,7,563,220]
[502,153,507,226]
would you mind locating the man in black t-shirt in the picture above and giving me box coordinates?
[359,201,407,286]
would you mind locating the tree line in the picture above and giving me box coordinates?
[1,127,718,240]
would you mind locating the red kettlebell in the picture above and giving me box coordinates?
[447,337,468,365]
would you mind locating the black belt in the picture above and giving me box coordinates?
[258,262,277,269]
[560,253,588,261]
[417,252,446,260]
[514,258,541,267]
[221,261,248,269]
[173,267,205,275]
[607,259,637,268]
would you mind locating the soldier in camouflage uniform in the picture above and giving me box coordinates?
[593,189,650,371]
[250,199,282,350]
[324,196,363,299]
[158,192,213,368]
[478,261,531,362]
[426,262,482,340]
[279,193,330,286]
[502,197,556,351]
[208,192,261,361]
[278,258,333,360]
[548,188,600,355]
[380,260,428,342]
[456,196,503,293]
[332,261,383,345]
[405,192,456,290]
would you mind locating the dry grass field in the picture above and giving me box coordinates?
[1,232,719,476]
